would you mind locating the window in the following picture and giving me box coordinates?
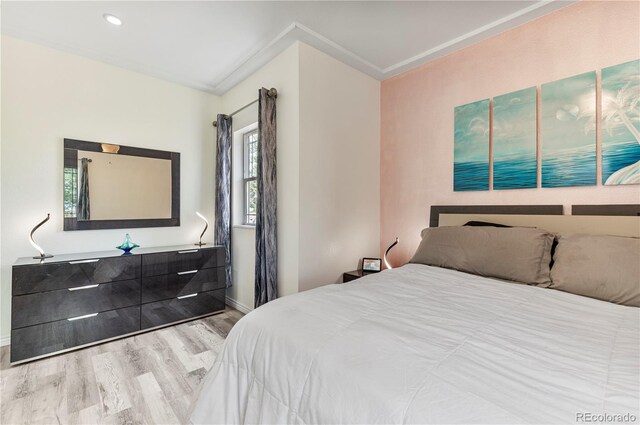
[243,129,259,225]
[63,167,78,218]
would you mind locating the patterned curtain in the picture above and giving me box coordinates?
[255,88,277,307]
[77,158,91,220]
[215,114,233,288]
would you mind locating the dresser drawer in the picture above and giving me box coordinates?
[10,306,140,363]
[12,256,141,295]
[141,289,225,329]
[11,279,140,329]
[142,267,225,303]
[142,247,224,277]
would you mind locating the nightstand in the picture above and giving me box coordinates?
[342,269,377,283]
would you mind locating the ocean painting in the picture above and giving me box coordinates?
[454,99,490,191]
[541,71,597,187]
[602,59,640,185]
[493,87,537,190]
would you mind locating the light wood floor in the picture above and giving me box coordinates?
[0,308,244,425]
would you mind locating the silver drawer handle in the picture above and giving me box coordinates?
[177,270,198,276]
[177,250,198,254]
[69,259,100,264]
[68,284,100,291]
[67,313,98,321]
[177,293,198,300]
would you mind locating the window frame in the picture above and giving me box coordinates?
[242,129,259,225]
[63,166,78,218]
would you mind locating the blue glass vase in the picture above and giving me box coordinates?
[116,233,139,254]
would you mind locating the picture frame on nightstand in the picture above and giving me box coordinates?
[362,258,382,272]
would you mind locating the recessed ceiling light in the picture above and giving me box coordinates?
[103,13,122,26]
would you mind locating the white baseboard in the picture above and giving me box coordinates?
[226,296,252,315]
[0,335,10,347]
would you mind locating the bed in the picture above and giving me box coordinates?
[190,207,640,424]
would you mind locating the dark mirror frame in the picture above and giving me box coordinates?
[63,138,180,231]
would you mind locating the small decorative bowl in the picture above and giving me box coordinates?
[116,233,140,254]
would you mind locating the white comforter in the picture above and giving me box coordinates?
[190,264,639,424]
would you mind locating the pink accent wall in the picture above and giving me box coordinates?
[380,1,640,264]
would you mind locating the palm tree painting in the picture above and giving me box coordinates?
[602,59,640,185]
[454,99,489,191]
[493,87,537,190]
[541,71,597,187]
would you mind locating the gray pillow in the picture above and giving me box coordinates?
[550,234,640,307]
[410,226,554,286]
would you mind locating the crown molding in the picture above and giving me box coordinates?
[213,0,570,93]
[208,21,387,94]
[2,0,571,95]
[381,0,562,75]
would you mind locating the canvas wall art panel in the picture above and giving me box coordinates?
[541,71,596,188]
[601,59,640,185]
[492,87,537,190]
[454,99,490,191]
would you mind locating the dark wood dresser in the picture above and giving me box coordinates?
[11,245,226,364]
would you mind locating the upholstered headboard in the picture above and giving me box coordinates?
[429,205,563,227]
[431,204,640,238]
[572,204,640,216]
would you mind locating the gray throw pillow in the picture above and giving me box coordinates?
[410,226,554,286]
[550,234,640,307]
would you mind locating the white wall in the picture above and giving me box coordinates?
[222,42,301,311]
[0,37,381,338]
[298,43,380,291]
[223,42,381,308]
[0,37,220,343]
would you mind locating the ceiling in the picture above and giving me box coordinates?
[1,1,573,95]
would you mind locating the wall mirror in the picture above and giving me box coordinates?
[63,138,180,231]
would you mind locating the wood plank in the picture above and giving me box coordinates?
[68,404,103,425]
[91,352,133,416]
[65,351,101,414]
[146,332,194,399]
[0,399,26,425]
[157,327,206,373]
[28,372,68,424]
[0,308,243,425]
[169,393,193,425]
[136,372,180,424]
